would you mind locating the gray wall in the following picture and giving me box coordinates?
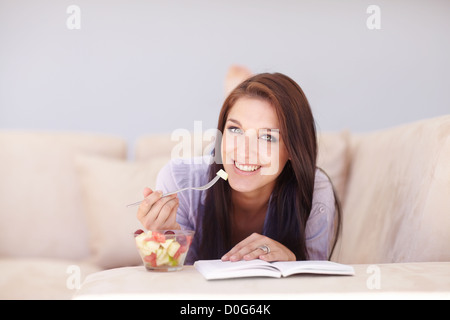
[1,0,449,154]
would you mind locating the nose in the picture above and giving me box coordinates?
[235,130,259,164]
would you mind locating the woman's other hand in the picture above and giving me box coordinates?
[137,187,180,230]
[221,232,296,262]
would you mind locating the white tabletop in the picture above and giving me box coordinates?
[73,262,450,300]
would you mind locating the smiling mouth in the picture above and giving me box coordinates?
[234,161,261,172]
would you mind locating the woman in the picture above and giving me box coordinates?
[137,72,341,264]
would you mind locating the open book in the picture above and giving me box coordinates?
[194,259,355,280]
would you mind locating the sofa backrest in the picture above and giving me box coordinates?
[0,131,127,260]
[332,115,450,264]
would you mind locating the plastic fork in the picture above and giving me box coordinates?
[126,169,228,208]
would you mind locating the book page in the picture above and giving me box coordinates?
[271,260,355,277]
[194,259,282,280]
[194,259,355,280]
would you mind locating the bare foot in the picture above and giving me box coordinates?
[224,65,252,96]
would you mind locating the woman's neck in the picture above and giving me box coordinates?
[231,189,270,217]
[230,184,274,245]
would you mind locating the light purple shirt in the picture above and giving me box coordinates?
[156,156,336,264]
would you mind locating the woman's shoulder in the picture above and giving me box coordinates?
[312,168,335,208]
[157,156,211,190]
[165,155,211,174]
[314,168,333,187]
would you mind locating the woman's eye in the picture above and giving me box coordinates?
[259,134,276,142]
[227,126,243,134]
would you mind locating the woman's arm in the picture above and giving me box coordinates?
[136,161,181,230]
[305,169,337,260]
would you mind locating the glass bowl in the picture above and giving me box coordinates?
[134,229,194,272]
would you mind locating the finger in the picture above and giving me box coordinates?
[137,188,154,220]
[258,251,278,262]
[243,246,267,261]
[164,202,180,229]
[136,190,162,220]
[155,197,179,227]
[142,194,178,229]
[145,190,165,205]
[229,244,261,262]
[221,233,262,261]
[149,193,178,220]
[221,239,251,261]
[142,187,153,197]
[227,241,264,262]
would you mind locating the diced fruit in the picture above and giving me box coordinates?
[157,255,170,266]
[167,241,180,257]
[135,232,148,249]
[156,248,170,266]
[146,232,166,243]
[155,247,163,258]
[173,244,187,259]
[161,239,174,249]
[135,230,193,269]
[143,240,160,253]
[144,252,157,267]
[140,246,151,256]
[168,256,178,266]
[134,229,144,237]
[217,169,228,180]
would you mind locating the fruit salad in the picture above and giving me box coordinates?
[134,229,194,271]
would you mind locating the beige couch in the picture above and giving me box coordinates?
[1,115,449,299]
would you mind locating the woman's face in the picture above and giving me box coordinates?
[221,97,290,195]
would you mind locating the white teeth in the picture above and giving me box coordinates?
[234,161,261,172]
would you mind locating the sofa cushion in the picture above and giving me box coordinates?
[316,131,351,205]
[135,132,214,162]
[72,262,450,299]
[0,131,126,260]
[333,115,450,264]
[75,154,169,269]
[0,257,101,300]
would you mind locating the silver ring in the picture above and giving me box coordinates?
[257,244,270,254]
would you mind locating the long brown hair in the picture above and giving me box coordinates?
[197,72,341,260]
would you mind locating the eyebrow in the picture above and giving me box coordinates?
[227,118,242,126]
[226,118,280,132]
